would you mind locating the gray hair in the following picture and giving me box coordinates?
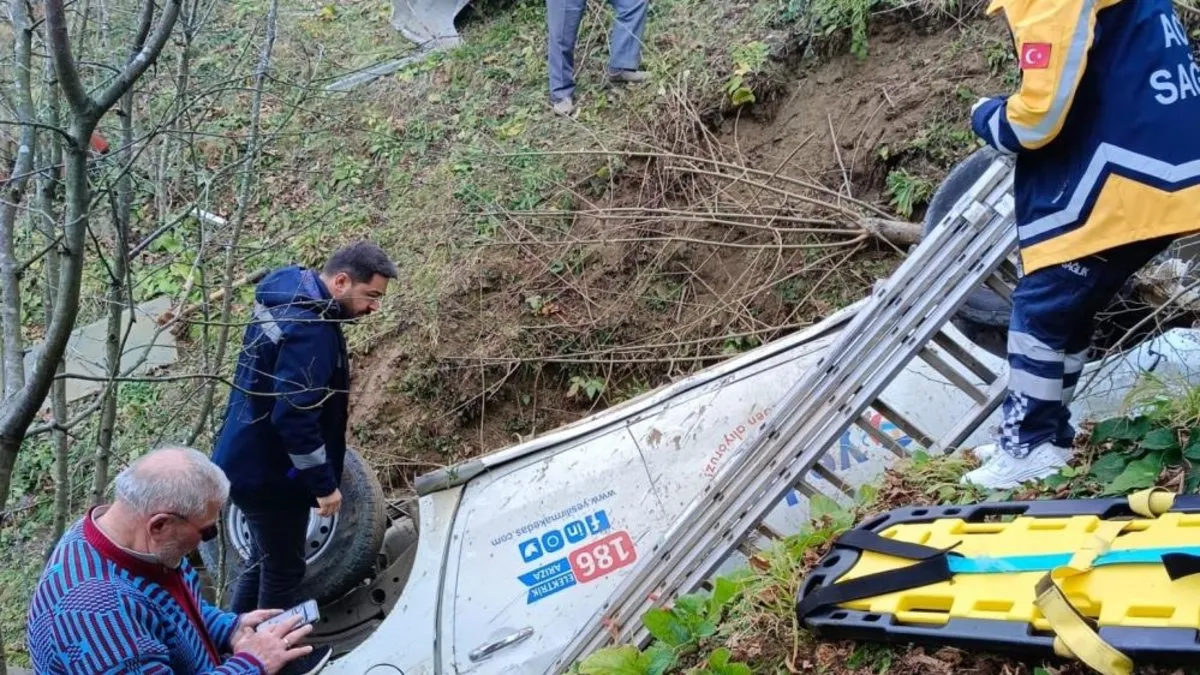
[114,446,230,519]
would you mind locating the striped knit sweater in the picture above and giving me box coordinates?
[27,507,265,674]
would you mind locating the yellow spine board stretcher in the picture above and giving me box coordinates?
[796,489,1200,675]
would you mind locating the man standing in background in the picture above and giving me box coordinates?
[547,0,651,116]
[213,240,396,672]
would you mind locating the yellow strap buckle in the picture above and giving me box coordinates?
[1034,520,1134,675]
[1128,487,1175,518]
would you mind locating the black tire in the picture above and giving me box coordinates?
[200,448,387,606]
[922,148,1183,358]
[922,146,1011,329]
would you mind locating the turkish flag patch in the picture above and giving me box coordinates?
[1020,42,1052,70]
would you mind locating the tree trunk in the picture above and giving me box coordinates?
[39,62,72,546]
[91,88,135,505]
[0,0,37,401]
[0,0,37,649]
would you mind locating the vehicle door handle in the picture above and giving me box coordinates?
[468,626,535,662]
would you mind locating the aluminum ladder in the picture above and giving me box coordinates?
[549,156,1022,671]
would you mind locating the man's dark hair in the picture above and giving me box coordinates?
[324,240,399,283]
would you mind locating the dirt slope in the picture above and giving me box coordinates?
[345,15,1010,494]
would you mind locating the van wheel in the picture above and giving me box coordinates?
[922,146,1012,329]
[199,448,387,605]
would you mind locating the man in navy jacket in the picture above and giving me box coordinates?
[213,241,396,653]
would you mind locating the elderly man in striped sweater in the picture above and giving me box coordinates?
[27,447,323,674]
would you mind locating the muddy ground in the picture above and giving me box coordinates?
[344,14,1010,495]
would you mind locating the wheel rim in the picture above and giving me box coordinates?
[226,505,339,564]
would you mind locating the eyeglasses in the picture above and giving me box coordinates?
[163,512,219,542]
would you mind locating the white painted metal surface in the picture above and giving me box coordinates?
[323,310,1200,674]
[321,153,1200,674]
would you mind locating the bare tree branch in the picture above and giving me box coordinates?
[54,371,342,407]
[43,0,91,116]
[93,0,182,114]
[35,55,73,548]
[0,119,75,144]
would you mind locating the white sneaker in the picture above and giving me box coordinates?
[608,69,651,84]
[970,442,1072,463]
[551,96,576,116]
[960,443,1068,490]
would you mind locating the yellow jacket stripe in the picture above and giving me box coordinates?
[986,0,1120,150]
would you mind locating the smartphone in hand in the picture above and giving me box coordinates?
[255,599,320,633]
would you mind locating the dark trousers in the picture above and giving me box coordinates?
[999,235,1176,457]
[229,496,309,614]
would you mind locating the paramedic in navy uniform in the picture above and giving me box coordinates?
[961,0,1200,489]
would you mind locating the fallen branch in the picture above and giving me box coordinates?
[858,217,924,247]
[155,266,268,326]
[477,235,868,250]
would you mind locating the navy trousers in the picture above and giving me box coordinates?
[999,236,1176,457]
[546,0,648,102]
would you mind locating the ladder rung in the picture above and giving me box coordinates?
[868,400,934,449]
[983,272,1015,302]
[928,375,1009,455]
[736,540,758,559]
[794,480,820,498]
[918,346,989,405]
[931,330,999,384]
[811,462,856,499]
[855,415,909,458]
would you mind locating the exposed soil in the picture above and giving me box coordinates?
[345,15,1008,495]
[729,22,1004,201]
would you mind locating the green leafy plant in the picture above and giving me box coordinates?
[725,41,770,106]
[575,578,748,675]
[568,375,607,402]
[1051,377,1200,495]
[721,335,761,355]
[885,170,935,219]
[810,0,877,59]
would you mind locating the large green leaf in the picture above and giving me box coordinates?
[1088,453,1129,483]
[1140,427,1179,451]
[708,577,738,621]
[810,494,842,521]
[643,645,677,675]
[673,594,708,625]
[1102,453,1163,496]
[1090,416,1150,444]
[641,608,691,647]
[1041,473,1069,489]
[706,648,753,675]
[578,646,650,675]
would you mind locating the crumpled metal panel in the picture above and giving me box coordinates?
[391,0,472,48]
